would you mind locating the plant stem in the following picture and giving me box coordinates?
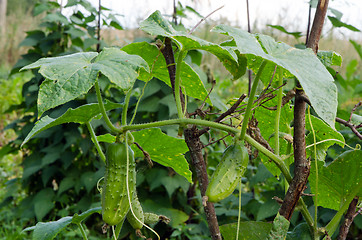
[274,67,284,156]
[236,180,242,240]
[175,50,187,119]
[86,121,106,163]
[308,106,319,237]
[94,79,119,133]
[239,60,267,140]
[121,118,238,135]
[122,90,132,126]
[77,223,88,240]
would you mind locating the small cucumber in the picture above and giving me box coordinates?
[102,142,136,226]
[144,213,160,225]
[206,141,249,202]
[126,194,144,230]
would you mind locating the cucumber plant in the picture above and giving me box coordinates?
[10,1,362,240]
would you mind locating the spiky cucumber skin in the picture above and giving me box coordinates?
[206,142,249,202]
[126,194,144,229]
[102,142,136,226]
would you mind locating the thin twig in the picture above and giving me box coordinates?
[134,142,153,167]
[199,80,216,111]
[306,1,312,45]
[203,133,232,148]
[188,6,224,35]
[336,117,362,140]
[97,0,101,52]
[349,101,362,122]
[198,94,246,136]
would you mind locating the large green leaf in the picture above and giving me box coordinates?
[212,25,338,128]
[22,207,101,240]
[122,42,211,104]
[305,115,345,162]
[21,100,123,147]
[220,221,272,239]
[139,11,245,79]
[131,128,192,182]
[309,150,362,210]
[21,48,148,117]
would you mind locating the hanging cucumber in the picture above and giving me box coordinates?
[206,141,249,202]
[102,142,136,226]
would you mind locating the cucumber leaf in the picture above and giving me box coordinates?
[132,128,192,182]
[21,48,148,117]
[21,100,123,147]
[309,150,362,210]
[212,25,338,129]
[22,207,101,240]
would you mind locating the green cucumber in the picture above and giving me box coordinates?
[102,142,136,226]
[126,194,144,230]
[206,141,249,202]
[144,213,160,225]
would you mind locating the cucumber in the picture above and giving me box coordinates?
[206,141,249,202]
[102,142,136,226]
[144,213,160,225]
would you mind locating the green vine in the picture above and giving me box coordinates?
[239,60,268,141]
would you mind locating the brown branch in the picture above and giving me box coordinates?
[279,0,329,221]
[336,117,362,140]
[337,197,359,240]
[306,0,329,52]
[184,128,222,240]
[335,101,362,140]
[158,37,186,113]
